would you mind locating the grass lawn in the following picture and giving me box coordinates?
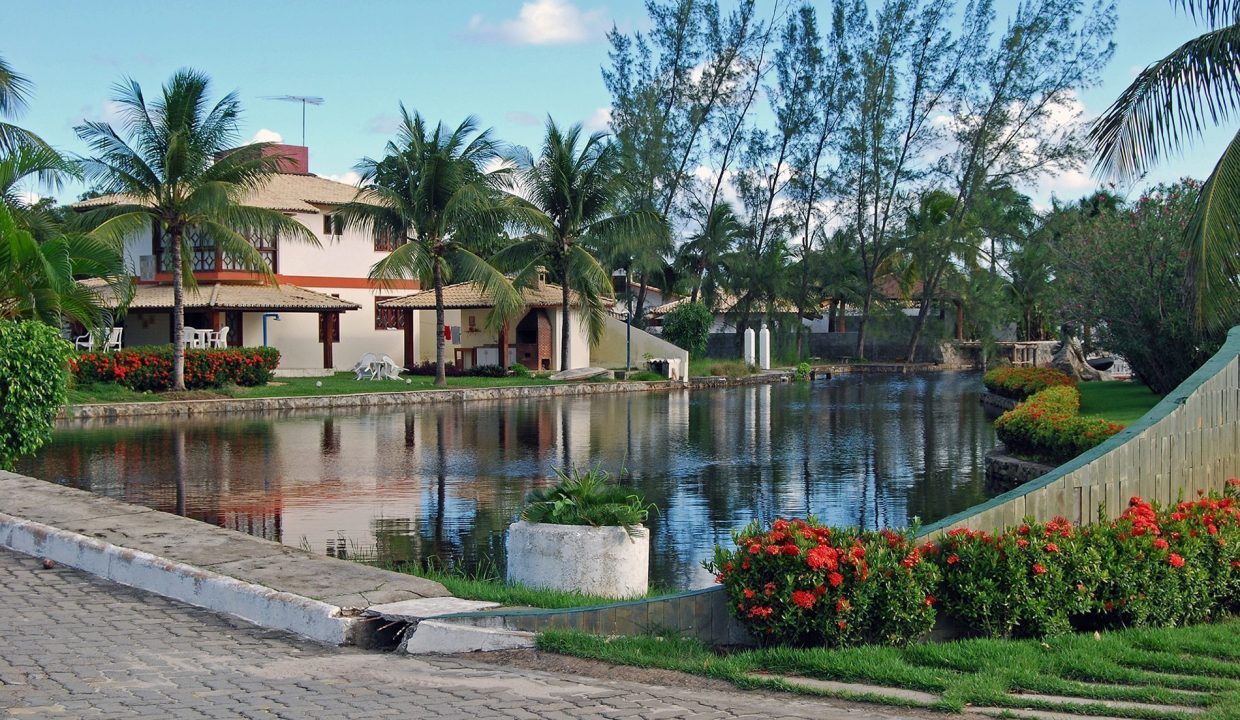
[1079,381,1163,426]
[689,358,761,377]
[67,372,564,405]
[538,620,1240,718]
[369,560,671,610]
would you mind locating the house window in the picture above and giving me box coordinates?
[374,296,405,330]
[323,214,334,235]
[374,227,401,252]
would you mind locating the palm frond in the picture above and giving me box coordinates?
[1092,24,1240,179]
[446,246,524,329]
[1172,0,1240,28]
[1185,127,1240,330]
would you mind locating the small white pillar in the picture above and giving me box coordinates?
[758,324,771,370]
[743,328,756,366]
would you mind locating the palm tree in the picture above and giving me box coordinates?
[678,202,742,305]
[0,202,129,329]
[76,69,317,390]
[0,54,50,153]
[335,106,524,387]
[1,143,78,240]
[1091,0,1240,330]
[498,120,664,371]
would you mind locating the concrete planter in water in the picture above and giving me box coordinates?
[506,521,649,598]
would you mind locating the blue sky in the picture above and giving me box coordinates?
[9,0,1230,208]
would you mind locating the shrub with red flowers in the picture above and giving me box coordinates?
[1090,490,1240,627]
[71,346,280,392]
[994,385,1124,464]
[706,519,939,647]
[936,518,1100,638]
[983,366,1075,401]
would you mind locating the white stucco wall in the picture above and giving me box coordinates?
[547,308,591,370]
[593,315,689,373]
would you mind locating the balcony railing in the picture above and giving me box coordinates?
[154,226,278,275]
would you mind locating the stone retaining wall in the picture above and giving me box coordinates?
[980,391,1019,415]
[984,444,1056,494]
[62,373,803,420]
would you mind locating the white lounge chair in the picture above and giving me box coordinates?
[103,327,123,351]
[352,352,380,380]
[74,333,93,351]
[377,355,403,380]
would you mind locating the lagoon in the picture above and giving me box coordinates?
[24,372,995,590]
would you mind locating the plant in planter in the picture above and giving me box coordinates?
[507,466,654,598]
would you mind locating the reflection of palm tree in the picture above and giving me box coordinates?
[1090,1,1240,329]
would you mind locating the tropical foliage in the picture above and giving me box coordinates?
[71,345,280,392]
[520,465,654,537]
[336,106,523,386]
[660,302,714,358]
[0,319,71,470]
[982,366,1075,401]
[76,69,317,390]
[993,385,1125,465]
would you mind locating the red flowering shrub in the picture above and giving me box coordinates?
[72,346,280,392]
[936,518,1100,638]
[994,385,1124,464]
[983,366,1075,401]
[706,519,939,647]
[1090,490,1240,627]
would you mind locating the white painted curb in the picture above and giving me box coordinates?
[0,512,359,645]
[402,619,535,654]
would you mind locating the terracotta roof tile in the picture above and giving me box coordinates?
[84,279,360,312]
[73,173,367,214]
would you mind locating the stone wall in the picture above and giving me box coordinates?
[984,444,1056,494]
[980,391,1019,415]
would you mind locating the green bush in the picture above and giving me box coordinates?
[661,302,713,358]
[994,385,1124,464]
[0,320,72,470]
[509,363,532,378]
[706,519,939,647]
[982,366,1074,400]
[71,346,280,391]
[520,466,655,537]
[794,362,811,382]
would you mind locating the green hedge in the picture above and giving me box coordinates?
[71,345,280,391]
[994,385,1124,464]
[982,365,1075,401]
[0,320,71,470]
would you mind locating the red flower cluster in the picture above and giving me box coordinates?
[983,366,1075,401]
[994,385,1124,464]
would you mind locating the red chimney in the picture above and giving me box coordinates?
[262,144,309,174]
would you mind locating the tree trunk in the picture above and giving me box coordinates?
[634,278,649,325]
[433,259,446,387]
[170,226,186,391]
[854,288,873,360]
[905,294,933,363]
[560,261,571,371]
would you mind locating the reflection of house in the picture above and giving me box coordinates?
[74,144,415,372]
[379,269,689,373]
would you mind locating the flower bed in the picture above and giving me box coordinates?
[71,345,280,391]
[993,385,1124,464]
[711,481,1240,646]
[983,366,1075,401]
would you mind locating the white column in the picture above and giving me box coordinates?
[743,327,756,366]
[758,324,771,370]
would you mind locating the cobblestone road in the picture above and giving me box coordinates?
[0,549,940,719]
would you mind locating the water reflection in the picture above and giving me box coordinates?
[24,372,994,590]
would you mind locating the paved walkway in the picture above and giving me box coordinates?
[0,550,939,720]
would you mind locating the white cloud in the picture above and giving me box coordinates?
[583,106,611,133]
[322,170,364,187]
[69,99,126,128]
[466,0,609,46]
[364,113,400,135]
[506,111,542,127]
[16,190,44,206]
[246,128,283,144]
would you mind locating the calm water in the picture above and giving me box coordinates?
[24,372,995,590]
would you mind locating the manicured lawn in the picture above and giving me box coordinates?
[538,620,1240,717]
[67,372,564,405]
[689,358,760,377]
[369,560,671,610]
[1079,381,1163,426]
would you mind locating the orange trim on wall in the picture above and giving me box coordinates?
[149,272,420,290]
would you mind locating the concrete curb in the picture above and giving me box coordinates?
[0,511,359,646]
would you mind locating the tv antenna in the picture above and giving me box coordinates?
[261,95,324,146]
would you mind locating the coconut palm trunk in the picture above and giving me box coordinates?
[560,259,571,371]
[433,258,447,387]
[170,225,186,390]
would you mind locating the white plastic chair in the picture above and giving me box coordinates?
[74,333,94,351]
[377,355,403,380]
[181,327,197,349]
[104,327,123,351]
[210,326,230,349]
[352,352,380,380]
